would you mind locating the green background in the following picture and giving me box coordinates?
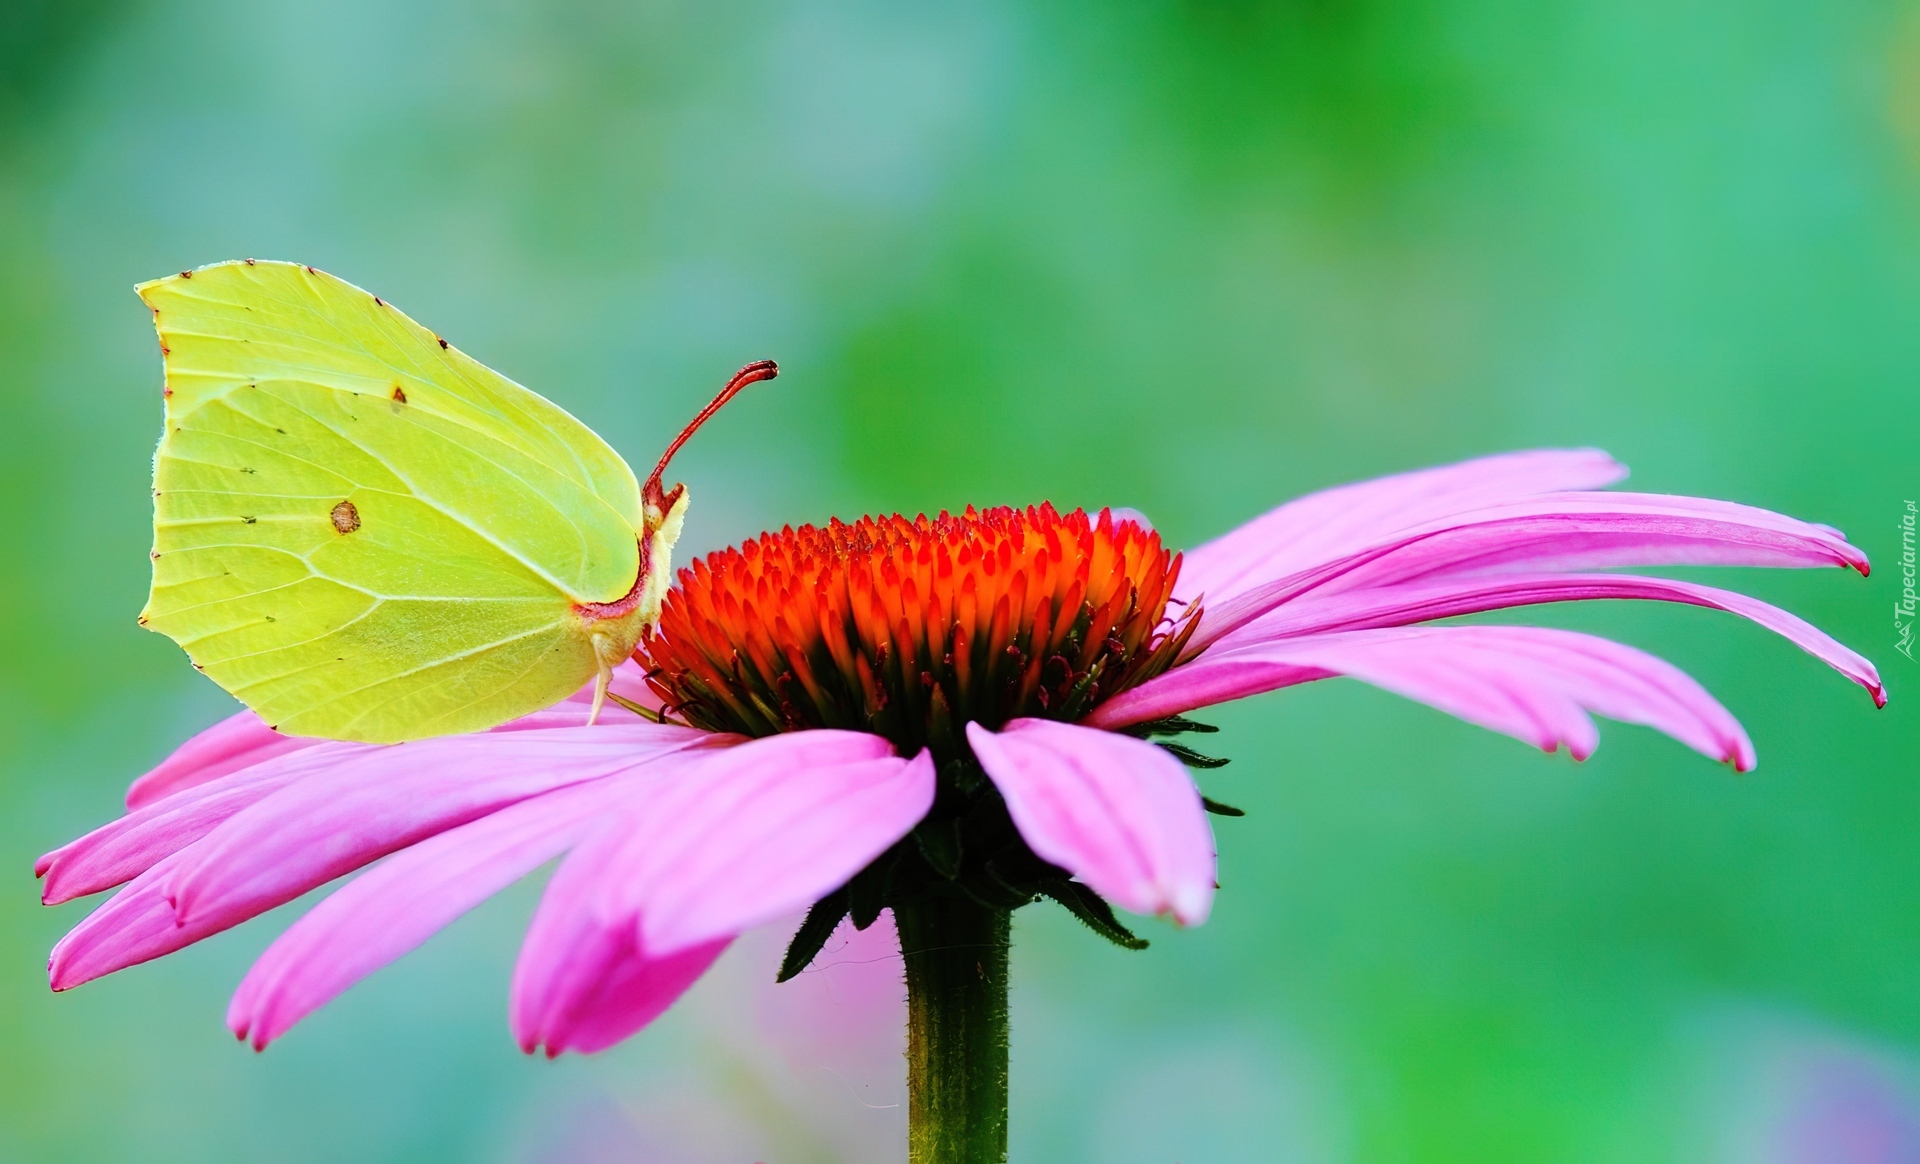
[2,1,1916,1159]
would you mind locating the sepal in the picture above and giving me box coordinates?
[1123,715,1220,738]
[963,859,1043,911]
[1156,741,1231,769]
[914,817,964,880]
[777,888,849,982]
[849,844,901,930]
[1037,879,1149,950]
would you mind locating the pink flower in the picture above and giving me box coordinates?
[39,448,1882,1055]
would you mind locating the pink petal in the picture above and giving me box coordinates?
[1193,493,1871,650]
[124,660,657,810]
[965,720,1215,925]
[49,848,201,989]
[512,731,935,1056]
[38,744,368,904]
[46,677,668,905]
[1336,492,1873,582]
[509,812,634,1052]
[1092,625,1755,770]
[1210,572,1885,707]
[124,710,316,809]
[226,773,658,1050]
[167,724,720,929]
[1179,448,1629,606]
[49,724,723,989]
[544,939,729,1056]
[508,811,730,1057]
[601,732,937,955]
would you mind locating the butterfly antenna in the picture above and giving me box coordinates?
[644,359,779,512]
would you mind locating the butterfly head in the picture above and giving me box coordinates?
[636,358,780,616]
[576,360,779,679]
[641,359,778,526]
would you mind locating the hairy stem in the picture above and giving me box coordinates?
[898,897,1011,1164]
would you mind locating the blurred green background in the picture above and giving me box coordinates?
[1,0,1916,1160]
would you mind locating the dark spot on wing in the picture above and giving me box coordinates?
[192,662,204,671]
[374,296,384,307]
[331,500,361,534]
[150,551,160,559]
[305,265,316,274]
[275,428,286,434]
[391,385,407,404]
[245,258,256,266]
[240,467,257,475]
[241,516,256,524]
[437,337,448,349]
[159,344,170,356]
[179,270,192,279]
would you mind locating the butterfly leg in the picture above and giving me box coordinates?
[588,632,617,726]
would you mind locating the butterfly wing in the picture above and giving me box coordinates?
[140,260,650,743]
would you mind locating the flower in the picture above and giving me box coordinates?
[39,448,1882,1055]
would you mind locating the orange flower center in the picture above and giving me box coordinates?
[637,503,1197,753]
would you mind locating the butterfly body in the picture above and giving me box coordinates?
[140,260,686,743]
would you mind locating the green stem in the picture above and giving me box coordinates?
[897,896,1011,1164]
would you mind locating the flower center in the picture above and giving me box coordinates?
[636,503,1197,754]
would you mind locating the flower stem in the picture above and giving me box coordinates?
[897,896,1011,1164]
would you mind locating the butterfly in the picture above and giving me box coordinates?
[138,259,774,743]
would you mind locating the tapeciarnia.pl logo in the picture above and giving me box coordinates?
[1898,500,1916,661]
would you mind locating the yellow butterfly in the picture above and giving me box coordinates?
[138,259,773,743]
